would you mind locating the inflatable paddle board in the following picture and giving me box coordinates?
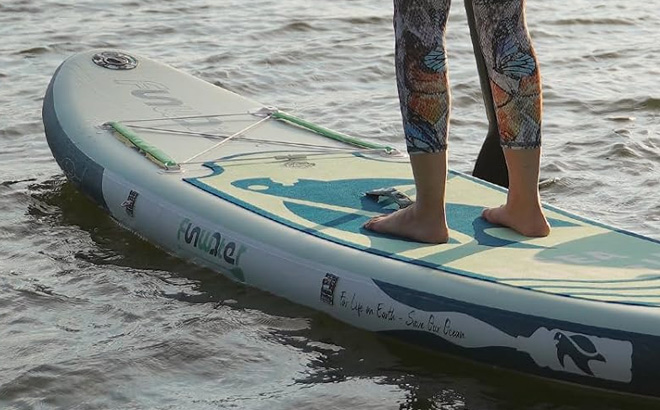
[43,50,660,398]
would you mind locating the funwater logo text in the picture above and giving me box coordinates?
[177,218,246,267]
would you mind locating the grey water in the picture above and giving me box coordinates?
[1,0,659,408]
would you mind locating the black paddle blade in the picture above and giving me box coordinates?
[472,130,509,188]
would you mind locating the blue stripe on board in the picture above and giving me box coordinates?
[500,275,660,284]
[518,284,660,292]
[545,292,660,300]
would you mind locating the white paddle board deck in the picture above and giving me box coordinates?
[43,50,660,399]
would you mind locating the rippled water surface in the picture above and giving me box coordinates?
[1,0,659,408]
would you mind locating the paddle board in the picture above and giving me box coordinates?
[43,50,660,398]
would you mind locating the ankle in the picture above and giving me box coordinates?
[506,187,541,208]
[412,200,446,220]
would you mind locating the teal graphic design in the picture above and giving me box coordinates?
[231,176,575,250]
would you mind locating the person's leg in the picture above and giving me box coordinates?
[469,0,550,237]
[364,152,449,243]
[364,0,452,244]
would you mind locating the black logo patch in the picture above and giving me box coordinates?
[122,190,139,217]
[320,273,339,305]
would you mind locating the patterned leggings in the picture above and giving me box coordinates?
[394,0,542,153]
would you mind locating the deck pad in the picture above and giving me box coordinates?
[185,151,660,306]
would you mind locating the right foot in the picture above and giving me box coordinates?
[363,203,449,244]
[482,203,550,238]
[483,147,550,238]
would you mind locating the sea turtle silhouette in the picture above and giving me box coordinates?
[554,332,606,376]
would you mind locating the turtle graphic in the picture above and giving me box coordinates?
[554,332,606,376]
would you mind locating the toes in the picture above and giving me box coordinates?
[363,215,386,229]
[482,205,506,225]
[481,207,498,223]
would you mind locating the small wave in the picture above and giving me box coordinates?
[14,46,51,57]
[591,51,622,60]
[606,116,636,122]
[1,178,37,187]
[333,16,389,25]
[589,97,660,115]
[254,54,299,66]
[0,363,110,407]
[255,20,322,37]
[538,177,561,190]
[0,5,42,13]
[0,126,23,139]
[0,122,44,139]
[602,142,644,160]
[551,17,635,26]
[620,97,660,112]
[641,97,660,110]
[284,21,314,31]
[280,21,319,33]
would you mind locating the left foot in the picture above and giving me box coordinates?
[363,203,449,244]
[364,151,449,244]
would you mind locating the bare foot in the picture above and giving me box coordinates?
[480,147,551,238]
[482,203,550,237]
[363,203,449,244]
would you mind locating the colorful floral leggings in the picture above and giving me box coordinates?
[394,0,542,153]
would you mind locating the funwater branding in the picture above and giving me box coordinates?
[176,218,246,268]
[115,79,224,131]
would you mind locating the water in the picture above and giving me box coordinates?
[1,0,659,408]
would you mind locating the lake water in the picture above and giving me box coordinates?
[1,0,659,408]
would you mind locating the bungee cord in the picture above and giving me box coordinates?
[107,108,400,171]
